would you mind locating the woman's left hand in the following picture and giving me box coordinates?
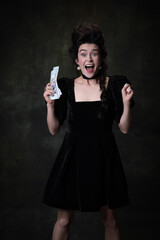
[121,83,134,104]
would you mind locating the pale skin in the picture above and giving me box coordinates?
[43,43,134,240]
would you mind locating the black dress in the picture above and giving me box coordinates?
[43,75,135,212]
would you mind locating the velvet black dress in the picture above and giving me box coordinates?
[43,75,135,212]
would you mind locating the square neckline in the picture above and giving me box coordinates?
[73,77,109,103]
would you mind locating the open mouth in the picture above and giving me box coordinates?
[85,65,94,73]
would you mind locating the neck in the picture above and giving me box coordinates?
[81,73,99,80]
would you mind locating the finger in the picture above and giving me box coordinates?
[43,92,54,102]
[123,83,133,94]
[121,84,129,94]
[46,86,54,91]
[126,91,134,99]
[45,86,56,93]
[47,90,55,95]
[126,86,131,93]
[43,91,54,99]
[45,83,53,89]
[127,88,134,94]
[123,83,130,90]
[123,83,129,87]
[44,84,49,92]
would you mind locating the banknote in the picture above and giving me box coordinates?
[49,66,62,100]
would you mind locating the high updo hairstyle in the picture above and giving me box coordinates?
[69,22,108,98]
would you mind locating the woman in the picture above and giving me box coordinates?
[43,23,134,240]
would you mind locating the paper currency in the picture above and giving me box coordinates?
[49,66,62,100]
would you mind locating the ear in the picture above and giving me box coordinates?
[75,58,79,65]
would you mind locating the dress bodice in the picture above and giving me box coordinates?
[53,75,135,127]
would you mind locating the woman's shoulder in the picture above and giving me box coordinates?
[57,77,74,90]
[108,74,135,107]
[108,74,130,89]
[57,77,73,84]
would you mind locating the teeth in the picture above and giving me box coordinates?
[85,65,94,68]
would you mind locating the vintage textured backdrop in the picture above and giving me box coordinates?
[1,0,160,239]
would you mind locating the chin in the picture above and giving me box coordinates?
[84,70,96,77]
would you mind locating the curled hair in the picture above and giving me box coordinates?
[69,22,108,98]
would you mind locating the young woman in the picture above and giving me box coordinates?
[43,23,134,240]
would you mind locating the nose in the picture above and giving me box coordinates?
[87,54,93,61]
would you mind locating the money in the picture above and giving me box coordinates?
[49,66,62,100]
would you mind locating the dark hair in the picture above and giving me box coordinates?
[69,22,108,98]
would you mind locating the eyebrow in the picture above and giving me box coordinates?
[79,49,99,52]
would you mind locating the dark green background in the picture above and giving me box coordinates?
[1,0,160,239]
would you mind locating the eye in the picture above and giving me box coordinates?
[81,53,86,57]
[91,52,98,57]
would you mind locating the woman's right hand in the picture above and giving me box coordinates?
[43,83,55,104]
[44,82,60,135]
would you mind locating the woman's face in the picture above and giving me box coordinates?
[75,43,101,78]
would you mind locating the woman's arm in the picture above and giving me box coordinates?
[118,83,134,134]
[43,83,61,135]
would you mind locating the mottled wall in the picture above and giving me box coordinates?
[1,0,160,239]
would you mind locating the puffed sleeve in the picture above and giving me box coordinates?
[111,75,135,124]
[54,77,68,125]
